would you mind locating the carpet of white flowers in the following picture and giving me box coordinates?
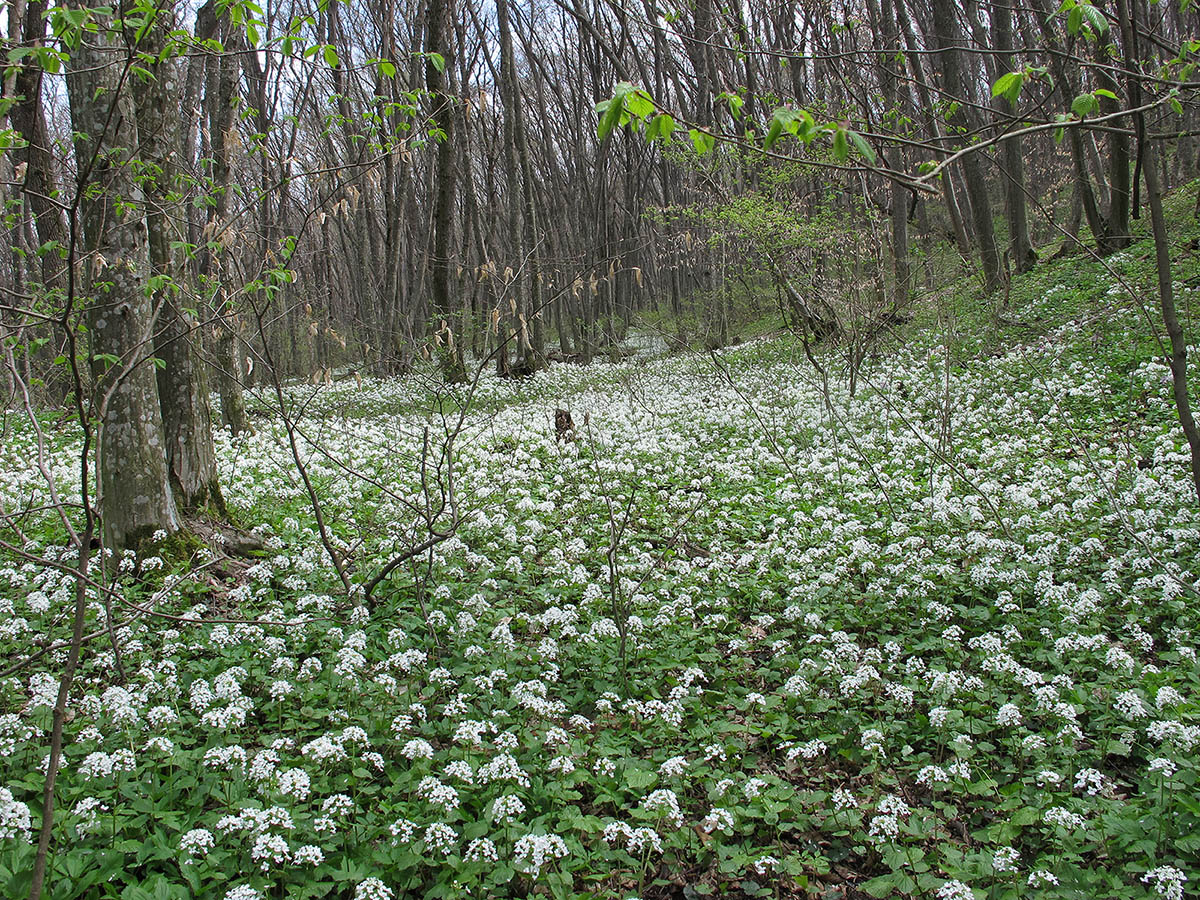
[2,267,1200,900]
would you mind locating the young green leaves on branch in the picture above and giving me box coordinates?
[596,81,876,166]
[1056,0,1109,40]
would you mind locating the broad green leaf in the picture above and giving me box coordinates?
[992,71,1024,104]
[645,112,674,142]
[625,89,655,120]
[689,128,715,155]
[1071,92,1097,117]
[1067,5,1084,34]
[764,118,783,151]
[1080,2,1108,34]
[848,130,876,165]
[832,127,849,161]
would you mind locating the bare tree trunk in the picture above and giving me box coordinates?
[136,0,223,511]
[67,18,180,548]
[206,22,251,435]
[928,0,1002,292]
[427,0,465,381]
[992,0,1036,273]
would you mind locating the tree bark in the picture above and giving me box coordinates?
[426,0,465,381]
[206,21,251,435]
[66,17,180,549]
[992,0,1037,273]
[134,0,223,511]
[927,0,1002,292]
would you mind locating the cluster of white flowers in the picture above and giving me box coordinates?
[354,878,394,900]
[642,789,684,828]
[1142,866,1187,900]
[513,833,569,876]
[0,788,32,841]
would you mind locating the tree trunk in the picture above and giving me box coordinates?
[992,0,1037,273]
[426,0,465,381]
[67,19,180,549]
[206,22,251,435]
[928,0,1002,292]
[135,0,223,511]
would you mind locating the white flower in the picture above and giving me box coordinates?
[1142,866,1187,900]
[659,756,688,777]
[401,739,434,760]
[1155,686,1184,710]
[1027,871,1059,888]
[180,827,214,860]
[354,878,394,900]
[294,845,324,865]
[1043,807,1085,830]
[643,789,684,828]
[278,768,311,800]
[389,818,418,843]
[996,704,1021,727]
[701,807,734,833]
[935,880,975,900]
[743,778,768,800]
[1114,691,1149,720]
[251,832,290,870]
[626,826,662,855]
[465,837,498,861]
[860,728,885,756]
[992,846,1019,873]
[1073,766,1106,795]
[322,794,354,817]
[224,887,262,900]
[0,789,32,842]
[1148,757,1177,779]
[489,794,526,823]
[513,833,569,876]
[423,822,457,855]
[832,789,858,810]
[72,797,108,835]
[868,814,899,841]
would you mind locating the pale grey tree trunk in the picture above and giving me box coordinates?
[206,19,251,435]
[67,19,180,548]
[134,0,223,511]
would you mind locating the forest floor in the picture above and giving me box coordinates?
[3,195,1200,900]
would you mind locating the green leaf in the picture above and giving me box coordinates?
[1093,88,1117,100]
[848,130,876,165]
[597,82,631,139]
[1071,92,1097,117]
[764,118,783,151]
[991,71,1024,105]
[652,113,675,141]
[1067,5,1084,34]
[689,128,715,155]
[323,45,339,68]
[1080,2,1108,34]
[862,875,897,898]
[832,127,849,161]
[625,89,654,120]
